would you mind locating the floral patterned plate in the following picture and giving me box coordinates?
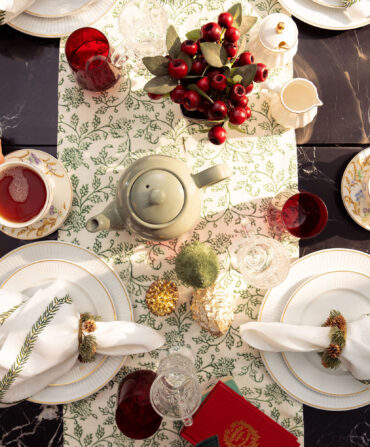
[1,149,72,240]
[341,147,370,231]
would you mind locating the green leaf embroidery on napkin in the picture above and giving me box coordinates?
[0,11,5,26]
[0,294,72,401]
[0,303,22,326]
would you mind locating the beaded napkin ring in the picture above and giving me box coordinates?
[320,310,347,370]
[78,313,100,363]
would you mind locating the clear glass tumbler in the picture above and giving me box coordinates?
[236,235,291,289]
[118,0,168,60]
[150,349,201,426]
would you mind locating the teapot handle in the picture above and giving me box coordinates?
[192,164,232,189]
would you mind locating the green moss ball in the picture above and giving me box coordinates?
[175,242,219,289]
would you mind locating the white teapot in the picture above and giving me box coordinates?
[267,78,323,129]
[249,13,298,68]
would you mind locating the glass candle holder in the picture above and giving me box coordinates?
[65,27,126,92]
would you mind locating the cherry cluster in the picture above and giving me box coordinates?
[148,11,268,145]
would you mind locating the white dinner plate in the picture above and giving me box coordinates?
[311,0,344,9]
[259,248,370,410]
[26,0,95,18]
[281,270,370,396]
[1,259,116,389]
[278,0,370,30]
[0,241,133,404]
[8,0,117,38]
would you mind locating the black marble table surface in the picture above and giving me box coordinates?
[0,16,369,447]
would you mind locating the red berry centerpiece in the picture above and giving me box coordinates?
[142,3,268,145]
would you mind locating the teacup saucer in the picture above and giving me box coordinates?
[341,147,370,231]
[0,149,72,240]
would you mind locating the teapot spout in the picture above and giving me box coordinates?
[85,201,125,233]
[86,214,111,233]
[192,164,232,189]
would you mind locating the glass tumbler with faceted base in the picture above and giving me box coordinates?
[150,350,201,426]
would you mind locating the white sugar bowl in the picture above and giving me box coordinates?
[249,13,298,69]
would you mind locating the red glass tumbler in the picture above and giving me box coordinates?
[65,27,122,92]
[115,370,162,440]
[282,191,328,239]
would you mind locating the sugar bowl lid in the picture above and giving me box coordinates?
[130,169,184,225]
[259,13,298,52]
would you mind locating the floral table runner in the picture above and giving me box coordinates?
[58,0,303,445]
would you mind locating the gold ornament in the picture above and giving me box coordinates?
[191,284,236,337]
[146,280,179,316]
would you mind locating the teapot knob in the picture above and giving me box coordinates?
[149,189,166,205]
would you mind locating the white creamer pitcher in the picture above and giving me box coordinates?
[268,78,323,129]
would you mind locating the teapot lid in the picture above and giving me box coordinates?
[130,169,184,224]
[259,13,298,52]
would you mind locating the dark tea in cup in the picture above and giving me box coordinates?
[0,165,48,225]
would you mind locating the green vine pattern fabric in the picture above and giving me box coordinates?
[58,0,303,445]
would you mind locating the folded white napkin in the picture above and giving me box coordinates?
[0,280,164,404]
[240,315,370,381]
[0,0,35,25]
[344,1,370,21]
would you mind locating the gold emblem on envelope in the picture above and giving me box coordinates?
[224,420,260,447]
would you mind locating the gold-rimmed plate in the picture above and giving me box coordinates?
[25,0,95,18]
[0,241,133,404]
[281,270,370,397]
[341,147,370,231]
[311,0,344,9]
[1,259,116,389]
[8,0,117,38]
[259,248,370,410]
[278,0,370,30]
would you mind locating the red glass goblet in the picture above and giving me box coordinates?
[65,27,123,92]
[115,370,162,440]
[282,192,328,239]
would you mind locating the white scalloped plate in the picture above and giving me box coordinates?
[278,0,369,30]
[259,248,370,410]
[1,259,116,389]
[0,241,133,404]
[26,0,95,18]
[281,270,370,396]
[8,0,117,38]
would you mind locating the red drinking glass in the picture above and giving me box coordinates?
[282,192,328,239]
[65,27,124,92]
[115,370,162,440]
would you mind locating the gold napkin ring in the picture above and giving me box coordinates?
[320,310,347,370]
[78,313,100,363]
